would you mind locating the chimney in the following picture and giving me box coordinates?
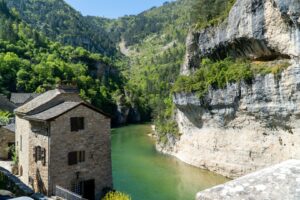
[56,81,78,93]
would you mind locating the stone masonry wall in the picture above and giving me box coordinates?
[15,116,30,186]
[16,116,50,194]
[49,105,112,199]
[28,121,50,194]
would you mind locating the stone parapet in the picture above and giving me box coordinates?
[196,160,300,200]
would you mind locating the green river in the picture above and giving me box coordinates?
[111,124,229,200]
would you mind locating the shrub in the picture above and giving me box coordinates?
[173,58,291,98]
[251,61,290,75]
[102,191,131,200]
[173,58,253,98]
[0,110,12,125]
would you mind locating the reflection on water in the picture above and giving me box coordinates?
[111,125,229,200]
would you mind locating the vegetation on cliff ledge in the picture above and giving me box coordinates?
[173,58,252,97]
[173,58,291,98]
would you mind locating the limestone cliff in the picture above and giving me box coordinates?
[158,0,300,178]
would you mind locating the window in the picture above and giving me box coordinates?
[20,135,22,151]
[70,117,85,132]
[68,151,85,165]
[33,146,46,166]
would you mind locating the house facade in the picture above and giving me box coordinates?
[15,87,112,200]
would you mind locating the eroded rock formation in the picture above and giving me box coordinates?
[159,0,300,178]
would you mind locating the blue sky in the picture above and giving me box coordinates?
[64,0,175,19]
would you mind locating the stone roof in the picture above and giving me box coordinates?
[24,102,81,121]
[0,94,16,112]
[14,89,84,115]
[2,123,15,133]
[10,93,40,105]
[16,88,111,120]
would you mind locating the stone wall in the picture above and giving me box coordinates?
[28,121,50,194]
[15,116,31,186]
[49,105,112,199]
[196,160,300,200]
[16,117,51,195]
[0,127,15,160]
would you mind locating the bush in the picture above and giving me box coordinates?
[102,191,131,200]
[173,58,291,98]
[251,61,290,76]
[0,110,12,125]
[173,58,253,98]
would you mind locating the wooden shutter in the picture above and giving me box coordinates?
[78,118,84,130]
[71,118,78,132]
[33,147,37,162]
[68,152,78,165]
[78,151,85,162]
[41,148,46,166]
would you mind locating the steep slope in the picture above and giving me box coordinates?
[4,0,117,56]
[0,0,124,121]
[160,0,300,178]
[101,0,192,123]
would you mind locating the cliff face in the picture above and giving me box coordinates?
[182,0,300,75]
[161,0,300,178]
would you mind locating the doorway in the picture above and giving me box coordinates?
[82,179,95,200]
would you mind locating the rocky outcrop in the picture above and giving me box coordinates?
[162,0,300,178]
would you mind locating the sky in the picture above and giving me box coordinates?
[64,0,175,19]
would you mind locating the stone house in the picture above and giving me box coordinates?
[15,87,112,200]
[0,124,15,160]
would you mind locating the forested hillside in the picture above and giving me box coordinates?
[0,0,124,119]
[4,0,117,56]
[0,0,236,126]
[100,0,235,132]
[106,0,192,125]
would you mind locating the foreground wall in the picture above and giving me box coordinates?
[196,160,300,200]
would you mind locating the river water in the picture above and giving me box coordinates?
[111,124,229,200]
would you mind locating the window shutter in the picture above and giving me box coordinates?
[33,147,37,162]
[78,151,85,162]
[68,152,78,165]
[82,151,85,162]
[41,148,46,166]
[71,118,77,132]
[79,118,84,130]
